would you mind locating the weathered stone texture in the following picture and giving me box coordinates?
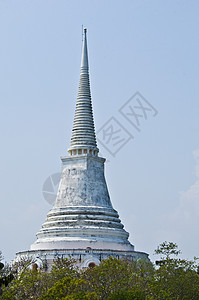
[31,154,134,252]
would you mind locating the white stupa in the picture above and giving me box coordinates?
[16,29,148,269]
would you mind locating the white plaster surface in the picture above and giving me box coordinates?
[31,155,134,252]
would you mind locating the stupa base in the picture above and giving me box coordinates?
[16,247,149,270]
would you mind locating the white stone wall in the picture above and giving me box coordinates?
[31,155,134,252]
[55,156,112,208]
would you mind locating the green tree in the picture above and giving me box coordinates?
[155,241,181,261]
[0,260,3,296]
[150,241,199,299]
[82,257,153,299]
[40,276,98,300]
[107,288,146,300]
[0,269,50,300]
[2,244,199,299]
[0,251,14,297]
[49,257,78,283]
[0,257,78,300]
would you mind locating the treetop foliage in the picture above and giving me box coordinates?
[154,241,181,259]
[0,242,199,300]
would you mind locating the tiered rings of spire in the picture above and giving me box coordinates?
[68,29,99,157]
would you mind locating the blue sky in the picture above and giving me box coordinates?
[0,0,199,262]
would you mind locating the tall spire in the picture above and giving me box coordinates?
[17,28,148,269]
[69,28,98,156]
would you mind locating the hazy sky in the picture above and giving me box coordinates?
[0,0,199,263]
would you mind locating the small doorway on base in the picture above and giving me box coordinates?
[88,262,96,268]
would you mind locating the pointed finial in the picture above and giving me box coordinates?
[81,28,89,69]
[68,28,98,156]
